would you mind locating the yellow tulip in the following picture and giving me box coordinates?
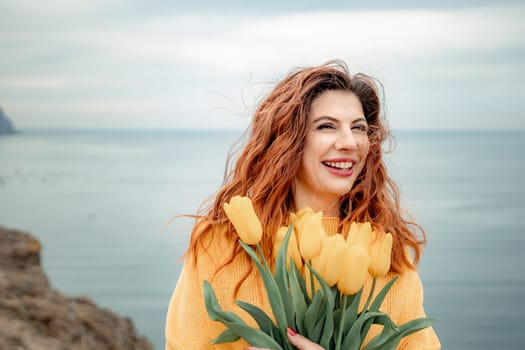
[273,226,303,272]
[368,232,393,278]
[314,235,347,287]
[346,222,373,252]
[223,196,263,245]
[297,211,326,260]
[337,245,370,295]
[294,206,315,217]
[291,206,316,234]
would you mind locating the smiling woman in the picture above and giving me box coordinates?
[294,90,370,216]
[165,60,440,349]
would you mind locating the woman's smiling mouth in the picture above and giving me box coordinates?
[322,160,356,176]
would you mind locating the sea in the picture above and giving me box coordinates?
[0,129,524,349]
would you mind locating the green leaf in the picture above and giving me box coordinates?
[203,280,245,323]
[398,317,436,337]
[235,300,279,337]
[305,262,336,348]
[343,289,362,332]
[291,260,309,303]
[274,224,295,326]
[341,311,384,350]
[361,314,399,350]
[239,241,292,350]
[305,262,336,309]
[368,276,398,312]
[220,320,284,349]
[304,291,324,338]
[356,275,399,343]
[319,306,334,349]
[310,310,326,343]
[211,329,240,344]
[203,280,284,349]
[363,316,435,350]
[333,288,362,344]
[239,242,287,324]
[288,258,308,334]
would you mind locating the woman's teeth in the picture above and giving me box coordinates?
[323,161,354,169]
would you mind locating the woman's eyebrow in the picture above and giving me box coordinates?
[312,116,367,123]
[312,116,338,123]
[352,117,367,124]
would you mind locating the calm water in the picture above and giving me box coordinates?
[0,129,524,349]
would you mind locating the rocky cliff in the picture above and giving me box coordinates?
[0,227,153,350]
[0,107,15,135]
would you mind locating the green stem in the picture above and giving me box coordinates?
[308,260,315,299]
[255,244,270,271]
[362,277,377,312]
[335,294,348,350]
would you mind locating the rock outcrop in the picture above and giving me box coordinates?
[0,227,153,350]
[0,107,15,135]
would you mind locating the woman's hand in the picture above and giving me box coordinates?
[244,327,324,350]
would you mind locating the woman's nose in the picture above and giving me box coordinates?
[335,130,358,150]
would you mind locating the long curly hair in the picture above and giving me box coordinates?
[186,60,425,280]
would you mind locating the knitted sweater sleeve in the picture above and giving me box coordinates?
[165,229,253,350]
[396,270,441,350]
[165,258,211,350]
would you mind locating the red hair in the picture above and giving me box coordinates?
[186,60,425,280]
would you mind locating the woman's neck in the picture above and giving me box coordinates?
[293,193,340,217]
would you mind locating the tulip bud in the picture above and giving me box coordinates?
[315,235,347,287]
[346,222,373,252]
[337,245,370,295]
[273,226,303,272]
[291,207,316,235]
[298,212,326,260]
[368,232,393,278]
[223,196,263,245]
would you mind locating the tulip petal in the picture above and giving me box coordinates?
[316,235,346,287]
[347,222,373,252]
[223,196,263,245]
[298,212,325,260]
[337,245,370,295]
[368,232,393,278]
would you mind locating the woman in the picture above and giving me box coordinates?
[165,61,440,349]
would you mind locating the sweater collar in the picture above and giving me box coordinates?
[322,216,342,236]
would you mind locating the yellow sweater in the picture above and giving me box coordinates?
[165,218,440,349]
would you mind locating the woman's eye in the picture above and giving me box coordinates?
[317,123,335,130]
[352,124,368,132]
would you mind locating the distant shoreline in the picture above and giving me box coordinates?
[0,107,15,136]
[6,127,525,135]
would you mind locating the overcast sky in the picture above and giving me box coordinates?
[1,0,524,130]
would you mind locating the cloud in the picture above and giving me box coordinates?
[0,2,523,129]
[127,4,525,71]
[5,4,523,70]
[0,77,114,89]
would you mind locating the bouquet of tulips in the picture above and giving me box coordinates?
[203,196,434,349]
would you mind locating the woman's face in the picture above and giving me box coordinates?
[293,90,370,215]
